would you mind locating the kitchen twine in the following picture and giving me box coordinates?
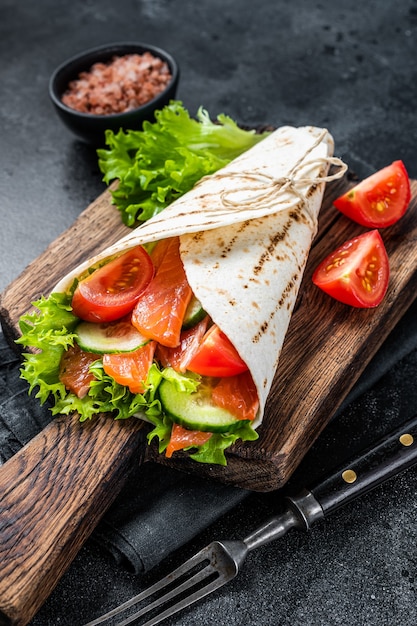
[197,129,348,224]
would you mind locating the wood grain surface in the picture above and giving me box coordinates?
[0,413,147,626]
[1,176,417,493]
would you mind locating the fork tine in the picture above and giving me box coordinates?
[85,543,229,626]
[116,556,219,625]
[120,575,228,626]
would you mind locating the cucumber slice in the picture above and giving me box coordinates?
[76,318,149,354]
[182,296,206,329]
[159,378,247,433]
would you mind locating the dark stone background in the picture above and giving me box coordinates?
[1,1,417,624]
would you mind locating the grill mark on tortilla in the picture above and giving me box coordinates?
[252,214,294,276]
[220,220,251,258]
[251,271,299,343]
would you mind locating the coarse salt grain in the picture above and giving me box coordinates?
[61,52,172,115]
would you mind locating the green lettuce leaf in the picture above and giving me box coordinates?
[17,293,79,405]
[146,409,259,466]
[97,100,270,226]
[190,423,259,466]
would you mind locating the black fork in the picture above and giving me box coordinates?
[85,413,417,626]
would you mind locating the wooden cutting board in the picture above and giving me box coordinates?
[1,173,417,625]
[2,175,417,491]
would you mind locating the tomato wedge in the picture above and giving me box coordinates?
[155,316,209,372]
[131,237,193,347]
[165,423,212,458]
[312,230,389,308]
[71,246,154,323]
[102,341,157,394]
[187,324,248,377]
[333,160,411,228]
[212,371,259,421]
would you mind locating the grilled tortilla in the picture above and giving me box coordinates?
[55,125,346,427]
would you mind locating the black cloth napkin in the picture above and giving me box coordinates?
[2,299,417,574]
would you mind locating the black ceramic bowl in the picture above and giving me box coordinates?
[49,42,179,145]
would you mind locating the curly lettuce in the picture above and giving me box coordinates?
[17,294,162,422]
[17,294,257,465]
[147,415,258,467]
[97,100,270,226]
[17,293,79,405]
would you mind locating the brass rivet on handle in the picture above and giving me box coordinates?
[342,469,357,484]
[399,433,414,447]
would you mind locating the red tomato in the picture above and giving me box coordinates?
[102,341,157,394]
[312,230,389,308]
[212,371,259,421]
[333,161,411,228]
[187,324,248,377]
[165,423,212,458]
[71,246,154,323]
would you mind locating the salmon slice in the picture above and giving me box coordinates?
[131,237,193,347]
[102,341,157,394]
[212,371,259,421]
[155,315,209,372]
[59,343,99,398]
[165,423,212,458]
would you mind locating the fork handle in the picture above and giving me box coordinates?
[244,414,417,553]
[308,413,417,516]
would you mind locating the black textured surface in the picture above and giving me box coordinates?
[1,1,417,624]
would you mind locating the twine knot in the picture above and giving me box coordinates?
[196,129,348,225]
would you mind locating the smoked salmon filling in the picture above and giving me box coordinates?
[22,236,259,466]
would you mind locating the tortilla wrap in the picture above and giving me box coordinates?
[55,125,346,428]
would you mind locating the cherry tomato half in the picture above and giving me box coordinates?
[333,160,411,228]
[71,246,154,323]
[187,324,248,377]
[312,230,389,308]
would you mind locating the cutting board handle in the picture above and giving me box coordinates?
[0,412,147,626]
